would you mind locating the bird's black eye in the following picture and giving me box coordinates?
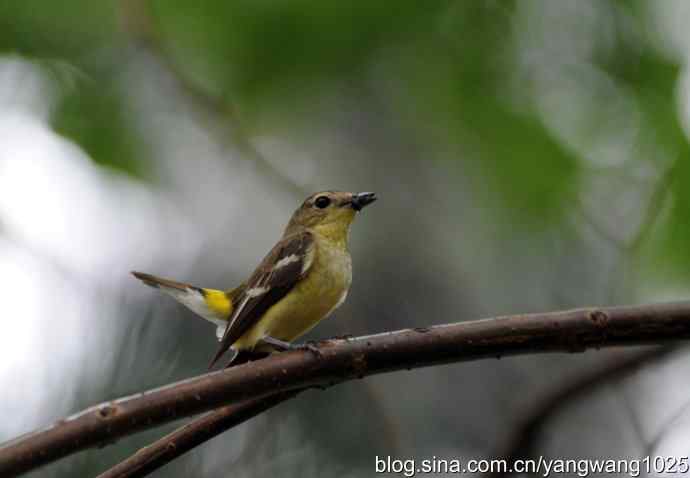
[314,196,331,209]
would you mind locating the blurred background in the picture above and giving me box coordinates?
[2,1,690,476]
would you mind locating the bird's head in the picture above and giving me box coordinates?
[285,191,377,243]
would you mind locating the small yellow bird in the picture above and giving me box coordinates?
[133,190,377,368]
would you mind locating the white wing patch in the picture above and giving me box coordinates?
[273,254,301,270]
[246,286,269,298]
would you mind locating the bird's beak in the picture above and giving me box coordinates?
[350,192,377,211]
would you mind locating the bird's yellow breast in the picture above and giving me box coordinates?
[233,236,352,350]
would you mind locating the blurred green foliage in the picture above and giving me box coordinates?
[0,1,119,60]
[606,49,690,270]
[0,1,146,177]
[597,7,690,273]
[1,0,690,268]
[149,1,582,223]
[50,71,148,178]
[150,0,450,107]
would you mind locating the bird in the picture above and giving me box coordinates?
[132,190,377,368]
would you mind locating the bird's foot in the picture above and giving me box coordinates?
[293,341,323,358]
[261,336,322,358]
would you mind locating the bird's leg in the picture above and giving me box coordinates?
[260,335,322,358]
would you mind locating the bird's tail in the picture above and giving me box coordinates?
[131,271,233,340]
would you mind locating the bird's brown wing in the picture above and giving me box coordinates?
[208,230,315,368]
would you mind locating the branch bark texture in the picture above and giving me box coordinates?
[96,391,298,478]
[3,301,690,476]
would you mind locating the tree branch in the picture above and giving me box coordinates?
[95,391,299,478]
[3,301,690,476]
[99,355,403,477]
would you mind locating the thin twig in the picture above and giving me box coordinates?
[485,347,675,478]
[96,391,299,478]
[4,301,690,476]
